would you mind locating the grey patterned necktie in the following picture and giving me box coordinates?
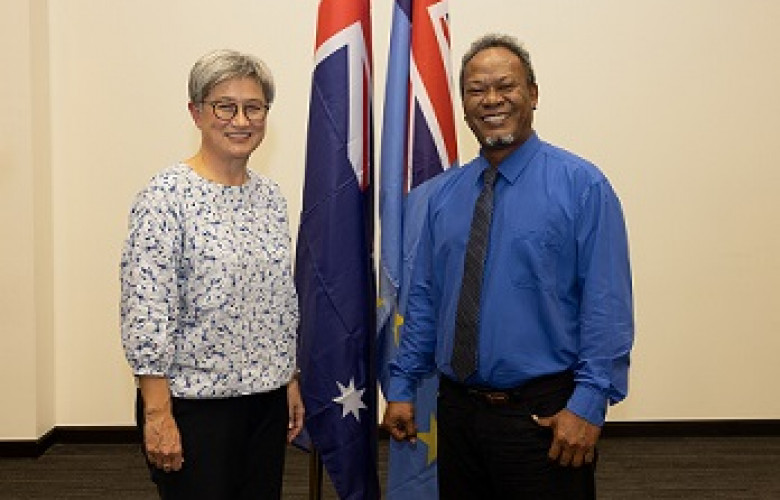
[451,165,499,382]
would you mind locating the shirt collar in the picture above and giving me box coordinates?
[477,131,542,185]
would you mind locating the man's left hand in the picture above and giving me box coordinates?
[533,409,601,467]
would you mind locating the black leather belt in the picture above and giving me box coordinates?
[440,371,574,406]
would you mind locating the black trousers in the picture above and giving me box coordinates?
[136,388,288,500]
[437,374,596,500]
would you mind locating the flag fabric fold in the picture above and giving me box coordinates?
[377,1,458,498]
[295,1,380,498]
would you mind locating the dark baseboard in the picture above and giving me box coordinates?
[601,419,780,438]
[2,420,779,458]
[0,428,56,458]
[0,426,139,458]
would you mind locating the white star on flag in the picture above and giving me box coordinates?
[333,378,367,421]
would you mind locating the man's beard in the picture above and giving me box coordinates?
[483,134,515,149]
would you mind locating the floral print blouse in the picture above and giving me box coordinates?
[121,164,298,398]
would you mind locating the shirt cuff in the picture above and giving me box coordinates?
[132,367,167,378]
[566,384,608,426]
[386,375,417,403]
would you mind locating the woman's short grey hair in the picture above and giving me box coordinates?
[459,34,536,96]
[188,49,275,106]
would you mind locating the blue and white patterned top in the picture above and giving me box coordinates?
[120,164,299,398]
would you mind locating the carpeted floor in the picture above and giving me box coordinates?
[1,436,779,499]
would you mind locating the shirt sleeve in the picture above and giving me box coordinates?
[270,186,300,377]
[568,178,634,426]
[120,187,182,376]
[386,200,439,402]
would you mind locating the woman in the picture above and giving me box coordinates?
[120,49,303,499]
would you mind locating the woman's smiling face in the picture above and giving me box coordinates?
[190,76,269,163]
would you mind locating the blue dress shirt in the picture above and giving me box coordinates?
[387,133,634,425]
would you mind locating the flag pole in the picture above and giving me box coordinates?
[308,449,323,500]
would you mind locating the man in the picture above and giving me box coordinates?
[382,34,634,499]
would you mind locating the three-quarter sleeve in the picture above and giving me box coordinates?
[270,186,300,378]
[120,187,182,377]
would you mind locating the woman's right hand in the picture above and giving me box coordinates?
[144,406,184,472]
[138,375,184,472]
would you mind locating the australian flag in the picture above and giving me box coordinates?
[377,1,458,498]
[294,0,380,499]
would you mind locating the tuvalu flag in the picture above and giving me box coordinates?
[377,1,458,498]
[294,0,380,498]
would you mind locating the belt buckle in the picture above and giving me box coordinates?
[483,391,510,406]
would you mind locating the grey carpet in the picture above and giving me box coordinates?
[1,436,778,499]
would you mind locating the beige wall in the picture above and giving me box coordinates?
[1,0,55,439]
[2,0,779,438]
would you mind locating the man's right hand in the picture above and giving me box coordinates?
[381,402,417,442]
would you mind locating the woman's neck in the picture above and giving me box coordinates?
[186,150,248,186]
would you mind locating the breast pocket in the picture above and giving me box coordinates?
[510,228,562,290]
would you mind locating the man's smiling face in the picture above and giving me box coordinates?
[462,46,538,161]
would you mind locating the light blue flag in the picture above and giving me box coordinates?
[377,1,458,498]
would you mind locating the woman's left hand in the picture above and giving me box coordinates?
[286,378,305,443]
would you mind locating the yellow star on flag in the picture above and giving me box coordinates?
[417,413,438,465]
[393,312,404,346]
